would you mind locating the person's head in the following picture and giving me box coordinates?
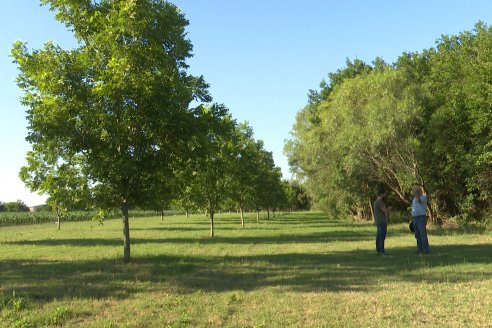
[377,189,386,199]
[413,185,423,197]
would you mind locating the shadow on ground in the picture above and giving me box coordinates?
[1,213,491,304]
[3,220,413,247]
[3,230,377,247]
[2,243,492,305]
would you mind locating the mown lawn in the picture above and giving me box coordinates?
[1,212,491,327]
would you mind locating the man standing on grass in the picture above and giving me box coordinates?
[374,189,389,256]
[412,186,430,254]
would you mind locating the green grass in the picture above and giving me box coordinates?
[0,212,491,327]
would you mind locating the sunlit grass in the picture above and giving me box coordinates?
[1,212,491,327]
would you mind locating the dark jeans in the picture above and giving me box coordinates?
[376,223,387,254]
[413,215,430,254]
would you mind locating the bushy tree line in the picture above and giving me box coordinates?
[12,0,306,261]
[285,22,492,224]
[152,104,302,237]
[0,200,30,212]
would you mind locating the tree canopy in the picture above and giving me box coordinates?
[13,0,211,261]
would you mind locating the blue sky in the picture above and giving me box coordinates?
[2,0,492,206]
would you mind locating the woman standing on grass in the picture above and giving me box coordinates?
[412,186,430,254]
[374,189,389,256]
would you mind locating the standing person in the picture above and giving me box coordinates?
[411,186,430,254]
[374,189,389,256]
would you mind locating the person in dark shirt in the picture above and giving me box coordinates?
[374,188,389,256]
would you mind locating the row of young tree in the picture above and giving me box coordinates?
[12,0,308,262]
[285,22,492,224]
[157,107,308,238]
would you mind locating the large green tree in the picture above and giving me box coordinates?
[20,153,91,230]
[286,61,427,218]
[228,123,259,227]
[285,59,375,214]
[247,141,283,222]
[186,104,237,237]
[13,0,210,261]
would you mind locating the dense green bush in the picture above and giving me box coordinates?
[286,23,492,224]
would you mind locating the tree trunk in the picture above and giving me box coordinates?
[369,199,375,223]
[256,211,259,223]
[186,210,189,218]
[273,210,276,218]
[122,201,131,263]
[356,208,363,220]
[161,210,164,221]
[425,193,437,223]
[57,213,61,231]
[210,211,215,237]
[267,208,270,219]
[429,200,439,224]
[414,162,438,223]
[240,207,244,228]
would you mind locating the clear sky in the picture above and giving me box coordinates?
[2,0,492,206]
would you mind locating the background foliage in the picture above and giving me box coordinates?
[285,22,492,225]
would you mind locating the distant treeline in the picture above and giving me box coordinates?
[0,200,31,212]
[285,22,492,225]
[0,210,183,227]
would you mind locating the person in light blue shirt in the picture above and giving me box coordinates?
[411,186,430,254]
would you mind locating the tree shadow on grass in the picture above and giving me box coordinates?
[131,224,282,232]
[131,226,237,232]
[1,244,492,305]
[4,223,414,247]
[180,244,492,292]
[266,218,331,225]
[4,229,379,247]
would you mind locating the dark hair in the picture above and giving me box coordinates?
[377,189,386,197]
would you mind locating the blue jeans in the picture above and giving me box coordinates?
[413,216,430,254]
[376,223,387,254]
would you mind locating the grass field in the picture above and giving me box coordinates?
[1,212,491,327]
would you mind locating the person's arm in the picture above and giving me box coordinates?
[376,200,389,220]
[384,205,390,222]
